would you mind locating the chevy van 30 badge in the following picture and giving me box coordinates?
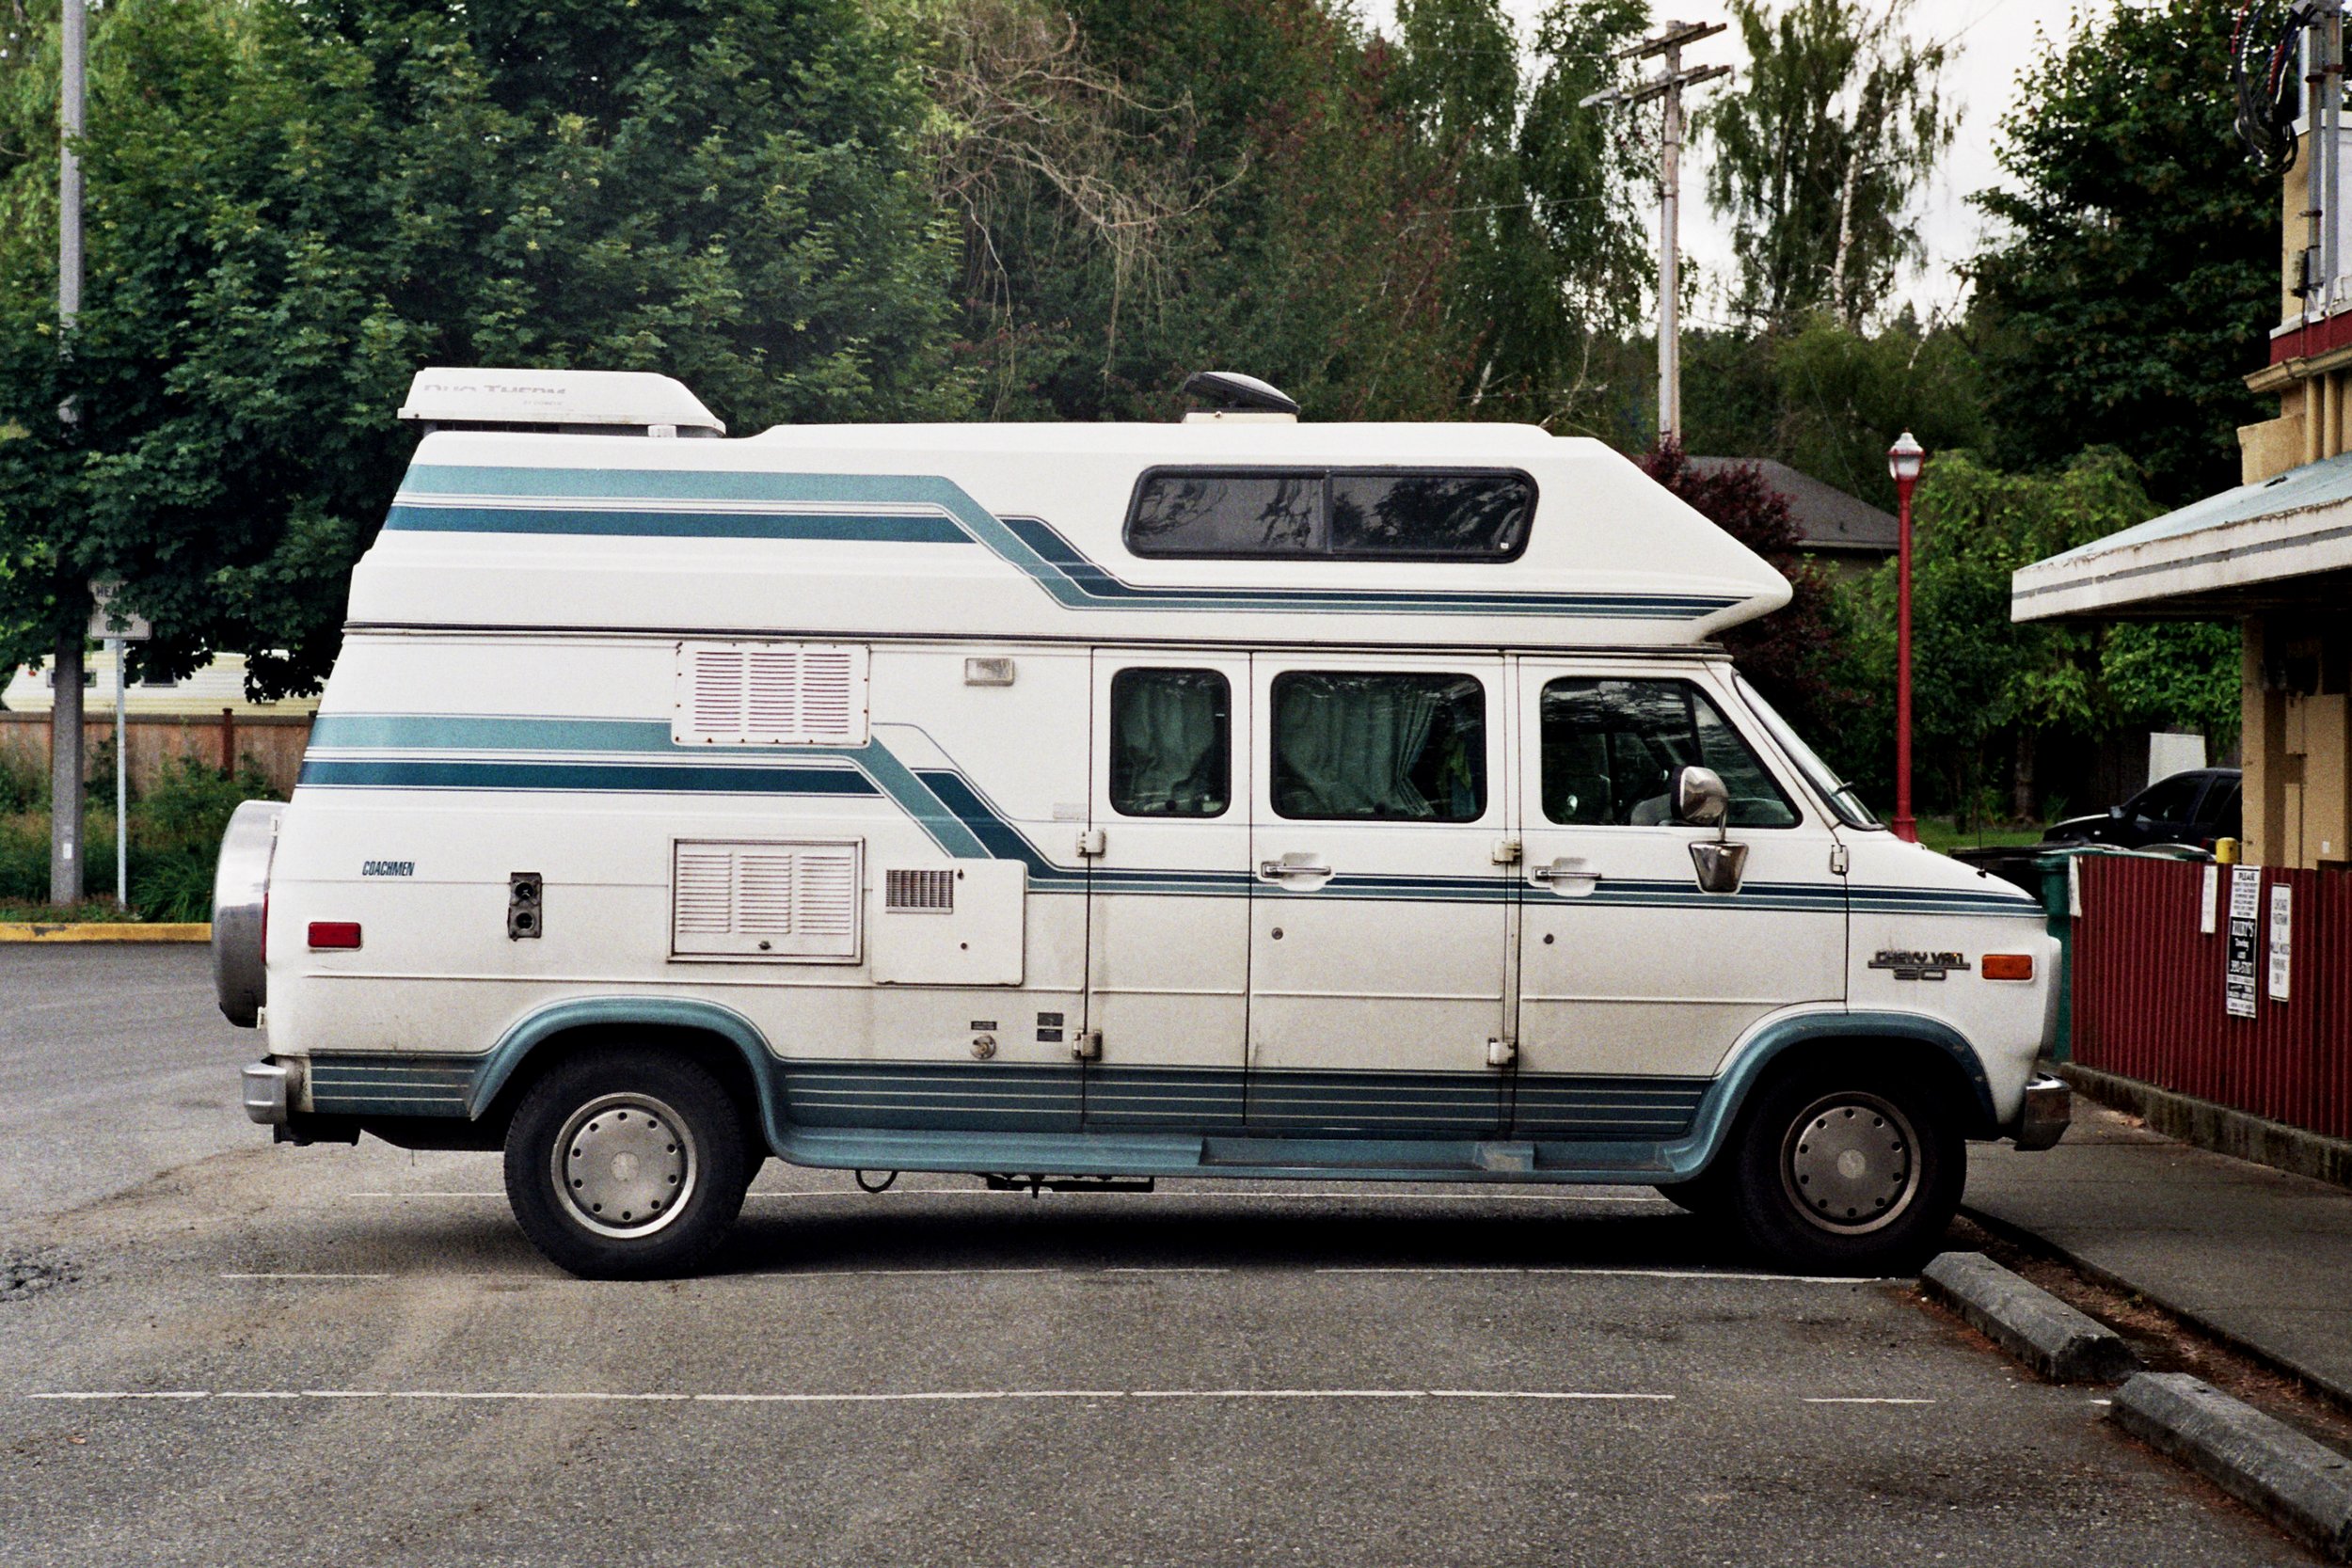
[1869,950,1971,981]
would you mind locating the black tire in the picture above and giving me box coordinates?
[1653,1165,1734,1219]
[1725,1057,1964,1275]
[502,1047,751,1279]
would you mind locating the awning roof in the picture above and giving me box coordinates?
[2011,450,2352,621]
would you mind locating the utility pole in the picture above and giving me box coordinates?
[51,0,87,906]
[1581,20,1730,451]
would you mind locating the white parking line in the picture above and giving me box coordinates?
[219,1273,391,1281]
[26,1386,1676,1405]
[343,1189,1671,1205]
[1317,1266,1888,1285]
[1800,1397,1938,1405]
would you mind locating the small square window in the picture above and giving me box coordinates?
[1109,669,1231,817]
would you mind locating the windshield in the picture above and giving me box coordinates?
[1732,673,1883,831]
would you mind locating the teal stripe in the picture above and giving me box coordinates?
[390,464,1732,621]
[311,715,675,752]
[305,715,991,860]
[387,502,967,545]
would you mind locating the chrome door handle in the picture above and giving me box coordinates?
[1259,861,1334,879]
[1529,859,1601,895]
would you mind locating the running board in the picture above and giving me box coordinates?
[772,1125,1683,1184]
[1201,1137,1537,1174]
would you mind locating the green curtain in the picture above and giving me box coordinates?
[1273,673,1480,819]
[1111,673,1228,816]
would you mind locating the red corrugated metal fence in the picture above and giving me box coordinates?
[2072,858,2352,1140]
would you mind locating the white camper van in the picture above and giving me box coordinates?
[214,368,2068,1279]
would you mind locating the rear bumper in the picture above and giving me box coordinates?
[2009,1074,2071,1150]
[242,1058,300,1126]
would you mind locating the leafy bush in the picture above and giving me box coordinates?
[0,751,279,918]
[0,748,42,813]
[0,816,45,902]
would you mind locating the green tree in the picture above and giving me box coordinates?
[1835,449,2237,820]
[1389,0,1653,424]
[0,0,963,694]
[1970,0,2275,508]
[1680,309,1990,508]
[1699,0,1951,330]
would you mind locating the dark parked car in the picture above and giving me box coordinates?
[2042,768,2241,851]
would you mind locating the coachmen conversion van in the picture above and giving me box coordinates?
[214,367,2069,1278]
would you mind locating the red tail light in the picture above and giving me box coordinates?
[308,921,362,950]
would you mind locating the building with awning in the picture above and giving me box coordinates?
[2011,451,2348,870]
[2008,49,2352,1164]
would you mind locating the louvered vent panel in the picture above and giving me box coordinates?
[690,650,748,735]
[734,854,798,933]
[674,850,738,934]
[885,869,957,912]
[673,641,868,746]
[795,849,860,937]
[671,840,862,960]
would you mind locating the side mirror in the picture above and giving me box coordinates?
[2108,804,2125,819]
[1672,766,1730,828]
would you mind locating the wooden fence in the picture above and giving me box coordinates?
[0,711,311,799]
[2073,856,2352,1140]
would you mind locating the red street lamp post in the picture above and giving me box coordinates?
[1887,430,1926,844]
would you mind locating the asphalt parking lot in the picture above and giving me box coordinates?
[0,948,2316,1566]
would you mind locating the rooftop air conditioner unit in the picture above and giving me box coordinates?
[397,367,725,437]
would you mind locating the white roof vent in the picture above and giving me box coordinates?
[398,367,725,437]
[1180,370,1299,424]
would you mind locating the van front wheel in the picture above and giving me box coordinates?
[503,1048,750,1278]
[1727,1065,1963,1274]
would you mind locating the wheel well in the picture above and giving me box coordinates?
[1740,1035,1996,1142]
[478,1024,767,1149]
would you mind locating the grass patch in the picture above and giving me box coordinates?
[1915,816,2047,856]
[0,755,278,921]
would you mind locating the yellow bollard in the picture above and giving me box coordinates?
[2214,836,2239,864]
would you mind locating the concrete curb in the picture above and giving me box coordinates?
[1961,1203,2352,1415]
[2056,1061,2352,1193]
[0,923,210,943]
[2111,1372,2352,1561]
[1921,1251,2138,1383]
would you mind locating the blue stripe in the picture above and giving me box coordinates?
[386,502,968,545]
[389,464,1740,621]
[298,758,878,797]
[299,715,2018,919]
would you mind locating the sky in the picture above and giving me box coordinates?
[1368,0,2122,325]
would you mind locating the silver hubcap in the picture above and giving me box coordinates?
[1780,1091,1919,1235]
[550,1093,699,1240]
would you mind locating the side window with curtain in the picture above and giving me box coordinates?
[1109,668,1232,817]
[1539,678,1798,829]
[1270,672,1486,821]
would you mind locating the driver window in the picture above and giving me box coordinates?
[1539,678,1799,829]
[2136,774,2202,822]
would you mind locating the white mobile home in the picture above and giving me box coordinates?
[215,369,2067,1277]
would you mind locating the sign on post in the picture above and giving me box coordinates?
[2226,865,2262,1020]
[87,580,150,641]
[2268,883,2293,1004]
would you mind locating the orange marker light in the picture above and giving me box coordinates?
[308,921,362,950]
[1981,954,2033,981]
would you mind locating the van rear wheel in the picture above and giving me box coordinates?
[1727,1062,1963,1274]
[503,1048,750,1278]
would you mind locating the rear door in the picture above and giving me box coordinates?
[1244,655,1511,1135]
[1082,653,1253,1131]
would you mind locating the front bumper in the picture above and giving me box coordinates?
[242,1059,300,1126]
[2010,1074,2071,1150]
